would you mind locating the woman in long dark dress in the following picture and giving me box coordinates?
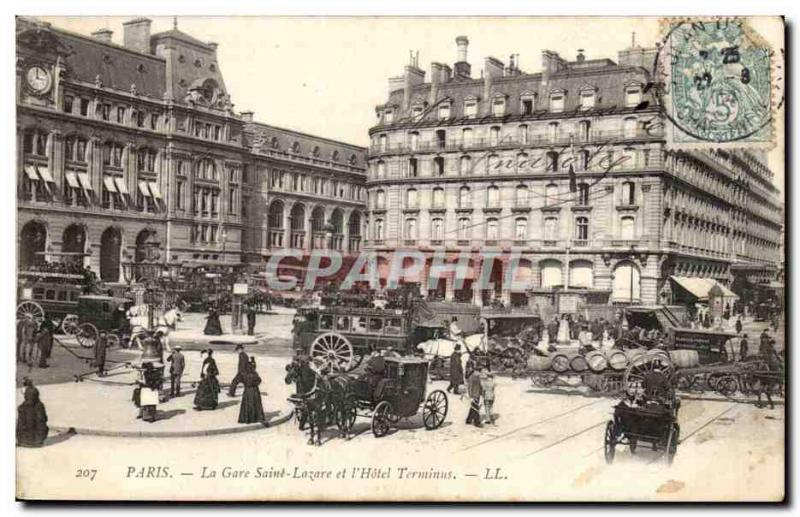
[17,379,48,447]
[203,306,223,336]
[238,357,265,424]
[194,350,221,410]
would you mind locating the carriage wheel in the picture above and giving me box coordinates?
[106,334,121,349]
[714,375,739,398]
[371,401,393,438]
[604,421,616,464]
[16,301,44,324]
[665,423,680,465]
[76,323,99,349]
[422,390,448,430]
[623,352,674,399]
[60,314,79,335]
[309,333,355,372]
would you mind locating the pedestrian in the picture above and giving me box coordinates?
[19,315,37,366]
[739,334,749,362]
[167,345,185,397]
[36,316,56,368]
[194,349,220,411]
[94,332,108,377]
[466,369,483,428]
[238,357,265,424]
[547,316,559,345]
[480,368,496,425]
[228,344,249,396]
[447,344,464,395]
[246,304,257,336]
[735,316,743,335]
[136,363,161,422]
[16,378,48,447]
[203,305,223,336]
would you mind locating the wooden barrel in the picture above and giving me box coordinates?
[585,351,608,372]
[606,350,628,371]
[570,354,588,372]
[669,349,700,369]
[527,355,552,371]
[550,353,570,373]
[625,348,645,363]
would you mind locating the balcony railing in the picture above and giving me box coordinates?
[348,236,362,252]
[268,229,284,248]
[290,231,305,249]
[368,128,663,156]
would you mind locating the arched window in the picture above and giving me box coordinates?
[622,181,636,205]
[516,152,529,173]
[432,187,445,208]
[458,217,471,240]
[64,136,88,163]
[311,146,320,158]
[375,189,385,209]
[612,261,641,302]
[431,218,444,240]
[575,216,589,240]
[545,183,559,206]
[516,185,529,207]
[291,141,301,153]
[331,150,339,162]
[487,154,499,174]
[408,158,418,177]
[459,186,471,208]
[460,155,471,176]
[23,130,48,156]
[515,218,528,240]
[404,218,417,239]
[540,259,562,288]
[348,154,357,165]
[406,188,418,208]
[487,185,500,207]
[577,183,590,205]
[569,260,594,288]
[270,136,280,149]
[620,216,636,240]
[486,218,499,241]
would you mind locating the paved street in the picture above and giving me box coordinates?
[16,310,785,501]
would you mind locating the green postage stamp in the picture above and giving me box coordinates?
[655,17,782,148]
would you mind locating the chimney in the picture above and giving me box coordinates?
[402,64,425,110]
[483,57,504,115]
[576,49,586,63]
[122,17,152,54]
[454,36,471,79]
[541,50,565,87]
[441,64,452,83]
[241,111,254,122]
[430,62,444,104]
[91,28,113,43]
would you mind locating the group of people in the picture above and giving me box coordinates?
[445,345,496,428]
[16,314,56,369]
[202,303,261,336]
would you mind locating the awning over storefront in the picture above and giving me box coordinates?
[114,177,129,195]
[138,181,151,197]
[37,166,54,183]
[670,276,738,302]
[64,171,80,188]
[77,172,93,191]
[23,165,39,180]
[103,176,117,192]
[148,181,162,199]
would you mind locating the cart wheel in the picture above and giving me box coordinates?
[372,401,392,438]
[60,314,79,335]
[551,354,570,373]
[623,352,674,399]
[714,375,738,398]
[309,332,355,372]
[423,390,448,430]
[665,423,680,465]
[106,334,121,349]
[17,301,45,325]
[629,437,638,454]
[76,323,99,349]
[604,421,616,464]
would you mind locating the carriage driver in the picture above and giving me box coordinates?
[363,346,389,400]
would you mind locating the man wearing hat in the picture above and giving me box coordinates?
[167,345,186,397]
[447,344,464,395]
[228,344,249,396]
[739,334,749,362]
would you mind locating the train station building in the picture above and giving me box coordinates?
[16,17,366,284]
[364,36,783,307]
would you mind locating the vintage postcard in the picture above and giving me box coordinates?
[14,15,785,502]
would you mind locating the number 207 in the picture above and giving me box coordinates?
[76,468,97,481]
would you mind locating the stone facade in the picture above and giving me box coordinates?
[16,17,366,283]
[365,38,782,306]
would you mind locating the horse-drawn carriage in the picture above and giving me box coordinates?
[71,295,134,349]
[286,355,449,444]
[16,272,83,333]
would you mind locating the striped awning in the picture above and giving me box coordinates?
[37,165,54,182]
[103,176,117,192]
[138,181,151,196]
[114,177,129,195]
[64,171,80,188]
[23,165,39,180]
[77,172,93,191]
[148,181,162,199]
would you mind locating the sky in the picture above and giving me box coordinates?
[38,16,784,195]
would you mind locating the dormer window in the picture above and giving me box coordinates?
[411,105,424,121]
[520,93,535,115]
[384,109,394,124]
[438,103,451,121]
[270,137,280,149]
[625,84,643,107]
[550,90,566,113]
[492,96,506,117]
[464,98,478,119]
[579,87,596,111]
[291,141,301,153]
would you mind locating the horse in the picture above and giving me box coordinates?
[285,358,330,446]
[741,358,784,409]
